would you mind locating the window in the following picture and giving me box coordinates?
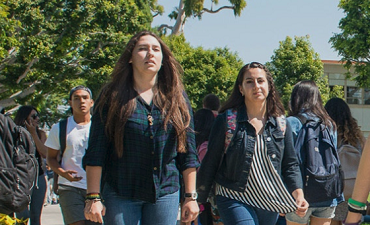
[347,87,362,104]
[365,88,370,105]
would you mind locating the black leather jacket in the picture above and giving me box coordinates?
[197,105,303,203]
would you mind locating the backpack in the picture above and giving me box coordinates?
[294,115,344,203]
[52,118,67,195]
[0,113,38,214]
[337,144,361,200]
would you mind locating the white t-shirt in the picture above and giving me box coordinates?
[45,116,90,189]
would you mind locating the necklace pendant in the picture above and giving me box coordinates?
[147,114,154,126]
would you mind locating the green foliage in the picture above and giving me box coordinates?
[267,36,343,109]
[330,0,370,88]
[0,3,20,59]
[329,85,345,100]
[163,35,244,110]
[183,0,247,18]
[184,0,204,18]
[229,0,247,16]
[158,0,247,35]
[0,0,154,127]
[1,0,247,126]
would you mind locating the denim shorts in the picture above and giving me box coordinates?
[285,206,336,224]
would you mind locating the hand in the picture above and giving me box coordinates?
[84,200,106,223]
[181,199,199,223]
[295,196,309,218]
[61,170,83,182]
[24,120,37,134]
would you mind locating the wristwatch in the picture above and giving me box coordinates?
[184,192,198,200]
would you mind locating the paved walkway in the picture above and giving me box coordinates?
[41,204,63,225]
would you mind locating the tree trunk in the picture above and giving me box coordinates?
[171,0,185,35]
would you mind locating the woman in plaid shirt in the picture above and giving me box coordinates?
[83,30,200,225]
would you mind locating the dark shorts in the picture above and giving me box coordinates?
[58,185,100,225]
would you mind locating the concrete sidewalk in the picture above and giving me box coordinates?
[41,204,63,225]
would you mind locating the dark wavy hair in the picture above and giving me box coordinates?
[289,80,335,129]
[203,94,220,111]
[325,97,365,148]
[14,105,42,138]
[194,109,215,148]
[14,105,38,127]
[219,62,285,117]
[95,30,191,157]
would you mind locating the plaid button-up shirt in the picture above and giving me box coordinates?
[83,96,199,203]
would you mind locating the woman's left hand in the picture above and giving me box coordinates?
[181,199,199,223]
[295,196,309,217]
[292,188,309,217]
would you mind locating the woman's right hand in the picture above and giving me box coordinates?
[84,200,106,223]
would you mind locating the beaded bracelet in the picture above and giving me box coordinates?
[348,198,366,207]
[85,198,103,204]
[85,193,102,200]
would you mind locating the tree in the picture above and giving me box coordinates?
[1,0,246,126]
[157,0,247,35]
[330,0,370,88]
[267,36,343,109]
[163,35,243,110]
[0,0,153,125]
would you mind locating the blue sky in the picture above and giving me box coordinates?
[152,0,345,64]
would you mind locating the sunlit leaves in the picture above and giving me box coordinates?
[267,36,340,109]
[330,0,370,88]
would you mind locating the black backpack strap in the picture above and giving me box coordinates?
[58,119,68,162]
[294,114,308,125]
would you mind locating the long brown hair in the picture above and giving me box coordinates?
[95,31,190,157]
[325,97,365,148]
[219,62,285,117]
[289,80,336,129]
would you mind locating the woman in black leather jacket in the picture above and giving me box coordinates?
[197,62,308,225]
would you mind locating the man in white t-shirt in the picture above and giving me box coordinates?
[46,85,97,225]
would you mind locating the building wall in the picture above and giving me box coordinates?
[323,60,370,137]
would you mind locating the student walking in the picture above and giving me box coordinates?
[46,85,97,225]
[203,93,221,117]
[285,81,344,225]
[197,62,308,225]
[14,105,48,225]
[325,97,366,225]
[82,30,200,225]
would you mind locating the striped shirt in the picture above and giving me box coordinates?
[216,134,297,213]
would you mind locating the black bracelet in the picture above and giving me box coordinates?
[348,204,367,215]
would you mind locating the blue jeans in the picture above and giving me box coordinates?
[16,174,47,225]
[216,195,279,225]
[103,184,180,225]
